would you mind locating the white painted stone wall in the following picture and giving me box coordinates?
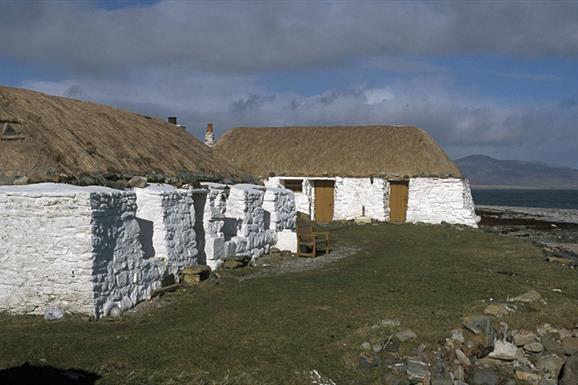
[263,187,297,253]
[265,176,388,222]
[199,183,229,269]
[265,177,311,215]
[333,177,388,221]
[225,184,276,260]
[133,184,198,280]
[0,183,166,318]
[406,178,479,227]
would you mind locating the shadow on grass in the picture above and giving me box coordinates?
[0,363,100,385]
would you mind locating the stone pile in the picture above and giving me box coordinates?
[354,290,578,385]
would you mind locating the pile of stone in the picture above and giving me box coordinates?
[355,290,578,385]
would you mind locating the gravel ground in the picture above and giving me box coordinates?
[238,246,360,281]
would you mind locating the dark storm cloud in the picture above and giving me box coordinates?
[1,1,578,75]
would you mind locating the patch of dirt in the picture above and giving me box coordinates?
[238,246,360,281]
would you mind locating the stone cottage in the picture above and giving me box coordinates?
[214,125,478,227]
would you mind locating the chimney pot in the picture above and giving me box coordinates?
[204,123,215,146]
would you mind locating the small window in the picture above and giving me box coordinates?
[282,179,303,192]
[0,121,25,141]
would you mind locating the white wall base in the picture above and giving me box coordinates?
[276,230,297,253]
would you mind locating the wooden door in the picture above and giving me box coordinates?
[314,180,335,224]
[389,181,409,223]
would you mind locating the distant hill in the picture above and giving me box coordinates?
[455,155,578,189]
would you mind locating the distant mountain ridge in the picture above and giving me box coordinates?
[454,155,578,189]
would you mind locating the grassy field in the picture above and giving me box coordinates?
[1,222,578,384]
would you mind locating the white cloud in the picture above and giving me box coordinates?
[21,71,578,167]
[364,88,395,105]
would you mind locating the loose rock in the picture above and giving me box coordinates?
[484,303,514,317]
[541,335,564,356]
[395,329,417,342]
[469,367,498,385]
[559,353,578,385]
[455,349,471,367]
[487,340,518,361]
[406,359,429,380]
[450,329,465,344]
[512,330,537,346]
[510,290,546,304]
[536,355,564,379]
[43,307,64,321]
[515,370,540,385]
[12,175,29,185]
[524,342,544,354]
[128,175,148,188]
[562,337,578,356]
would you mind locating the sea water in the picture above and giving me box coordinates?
[472,189,578,210]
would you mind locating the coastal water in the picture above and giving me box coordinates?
[472,189,578,210]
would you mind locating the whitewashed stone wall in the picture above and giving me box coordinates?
[406,178,479,227]
[225,184,276,260]
[0,183,166,318]
[263,187,297,253]
[199,183,229,269]
[133,184,198,280]
[265,177,311,214]
[333,177,388,221]
[265,176,387,222]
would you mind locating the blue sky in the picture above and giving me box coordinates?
[1,0,578,167]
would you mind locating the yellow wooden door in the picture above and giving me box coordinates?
[314,181,335,224]
[389,181,409,223]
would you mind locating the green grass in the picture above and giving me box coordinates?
[1,223,578,384]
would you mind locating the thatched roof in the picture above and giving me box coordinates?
[0,86,249,184]
[214,125,461,178]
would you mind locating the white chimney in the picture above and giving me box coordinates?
[204,123,215,146]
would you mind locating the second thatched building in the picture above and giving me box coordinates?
[214,125,478,227]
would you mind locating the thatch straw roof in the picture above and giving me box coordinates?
[214,125,461,178]
[0,86,248,184]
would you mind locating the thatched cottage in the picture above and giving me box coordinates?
[214,125,478,227]
[0,87,296,318]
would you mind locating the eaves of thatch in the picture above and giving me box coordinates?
[214,125,462,179]
[0,86,251,185]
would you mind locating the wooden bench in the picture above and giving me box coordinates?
[296,213,330,258]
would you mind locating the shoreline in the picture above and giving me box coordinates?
[475,204,578,261]
[476,204,578,224]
